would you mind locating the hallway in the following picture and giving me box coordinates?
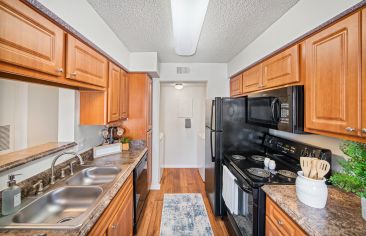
[137,168,229,236]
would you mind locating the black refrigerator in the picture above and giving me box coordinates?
[205,97,268,216]
[205,97,246,216]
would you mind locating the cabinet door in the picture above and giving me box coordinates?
[265,216,282,236]
[305,13,361,137]
[107,185,133,236]
[66,34,108,87]
[108,62,121,123]
[147,130,152,189]
[262,45,300,88]
[242,64,263,93]
[0,0,64,77]
[230,74,243,96]
[146,77,152,131]
[120,69,128,119]
[362,9,366,137]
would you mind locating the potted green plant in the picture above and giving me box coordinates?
[120,137,131,151]
[330,141,366,220]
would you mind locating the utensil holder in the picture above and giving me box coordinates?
[296,171,328,208]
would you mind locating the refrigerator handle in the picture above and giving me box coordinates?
[210,130,215,162]
[210,100,215,130]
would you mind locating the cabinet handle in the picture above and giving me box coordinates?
[111,225,116,229]
[277,220,284,225]
[70,72,77,77]
[345,127,356,132]
[56,68,64,73]
[362,128,366,134]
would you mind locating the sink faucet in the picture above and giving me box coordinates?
[50,152,84,184]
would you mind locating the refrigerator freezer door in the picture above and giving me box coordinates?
[205,98,223,216]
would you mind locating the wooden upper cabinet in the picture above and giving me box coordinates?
[108,62,121,123]
[120,69,129,119]
[230,74,243,96]
[262,45,300,88]
[0,0,64,77]
[305,13,361,137]
[242,64,263,93]
[66,34,108,87]
[362,8,366,138]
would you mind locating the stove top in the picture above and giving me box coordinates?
[224,134,332,188]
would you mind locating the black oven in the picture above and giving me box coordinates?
[246,86,304,133]
[133,152,149,232]
[224,162,265,236]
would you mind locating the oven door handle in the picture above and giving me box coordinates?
[234,179,252,194]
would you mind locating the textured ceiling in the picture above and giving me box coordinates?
[87,0,299,63]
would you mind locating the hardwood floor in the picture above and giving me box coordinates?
[136,168,229,236]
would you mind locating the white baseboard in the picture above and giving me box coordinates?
[150,183,161,190]
[161,164,200,168]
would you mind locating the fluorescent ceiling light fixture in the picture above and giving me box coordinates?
[171,0,209,56]
[174,83,184,90]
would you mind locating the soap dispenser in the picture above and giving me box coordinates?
[2,174,21,216]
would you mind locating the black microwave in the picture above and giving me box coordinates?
[246,86,304,133]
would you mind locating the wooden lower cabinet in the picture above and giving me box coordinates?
[89,174,133,236]
[266,197,306,236]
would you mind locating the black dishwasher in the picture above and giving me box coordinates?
[133,152,149,232]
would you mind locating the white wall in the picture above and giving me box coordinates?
[228,0,363,76]
[151,63,228,189]
[160,83,206,168]
[0,79,28,154]
[27,84,59,147]
[159,63,229,98]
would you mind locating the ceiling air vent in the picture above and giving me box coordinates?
[0,125,10,152]
[176,67,190,74]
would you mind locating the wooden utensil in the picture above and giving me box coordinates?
[316,160,330,180]
[300,157,312,178]
[309,158,319,179]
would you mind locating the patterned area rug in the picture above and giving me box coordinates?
[160,193,214,236]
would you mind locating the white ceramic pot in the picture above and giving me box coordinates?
[362,197,366,221]
[296,171,328,208]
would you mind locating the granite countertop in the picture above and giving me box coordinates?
[0,147,147,236]
[0,142,77,173]
[262,185,366,236]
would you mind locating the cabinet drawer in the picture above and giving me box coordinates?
[266,197,306,236]
[66,34,108,87]
[0,0,64,77]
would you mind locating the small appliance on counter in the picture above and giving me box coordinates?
[222,134,332,236]
[102,126,124,144]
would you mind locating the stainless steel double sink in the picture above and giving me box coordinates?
[0,166,123,229]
